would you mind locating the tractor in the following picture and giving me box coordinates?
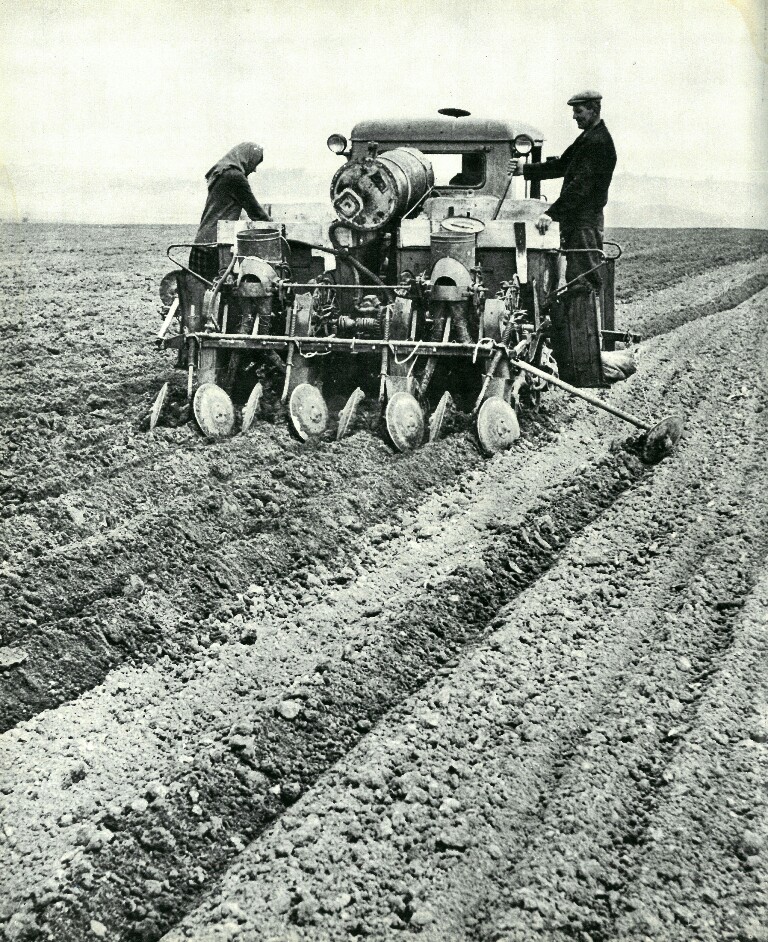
[154,110,681,461]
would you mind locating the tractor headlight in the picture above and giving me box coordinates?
[514,134,534,156]
[327,134,348,155]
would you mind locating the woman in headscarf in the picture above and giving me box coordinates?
[189,142,271,280]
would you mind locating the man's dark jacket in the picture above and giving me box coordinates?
[524,119,616,228]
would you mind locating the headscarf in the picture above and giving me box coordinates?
[205,142,263,183]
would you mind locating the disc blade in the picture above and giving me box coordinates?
[193,383,235,438]
[289,383,328,440]
[429,390,453,442]
[642,414,684,464]
[385,391,425,452]
[241,382,263,434]
[149,382,168,431]
[477,396,520,455]
[337,387,365,441]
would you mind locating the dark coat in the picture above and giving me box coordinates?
[194,142,271,244]
[525,120,616,228]
[194,169,271,244]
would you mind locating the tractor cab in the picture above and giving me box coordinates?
[343,114,545,200]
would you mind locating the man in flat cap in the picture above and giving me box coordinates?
[511,91,617,293]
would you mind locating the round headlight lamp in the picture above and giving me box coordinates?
[327,134,348,155]
[513,134,534,156]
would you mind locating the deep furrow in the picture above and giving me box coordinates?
[478,528,765,942]
[0,429,488,730]
[28,448,647,942]
[472,386,768,941]
[157,290,767,942]
[638,268,768,341]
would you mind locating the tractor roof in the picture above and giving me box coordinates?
[350,115,544,144]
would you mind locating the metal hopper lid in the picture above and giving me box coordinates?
[440,216,485,234]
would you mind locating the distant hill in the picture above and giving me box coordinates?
[605,173,767,229]
[260,168,768,230]
[2,165,765,229]
[607,202,729,228]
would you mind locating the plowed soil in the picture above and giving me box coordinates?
[1,224,767,942]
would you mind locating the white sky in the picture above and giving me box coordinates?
[0,0,765,222]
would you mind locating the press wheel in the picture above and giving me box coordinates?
[477,396,520,455]
[289,383,328,440]
[385,391,425,452]
[193,383,235,438]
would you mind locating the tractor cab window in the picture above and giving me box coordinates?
[427,152,485,188]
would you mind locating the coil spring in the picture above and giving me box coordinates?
[337,315,381,337]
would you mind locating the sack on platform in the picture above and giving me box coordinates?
[601,349,637,384]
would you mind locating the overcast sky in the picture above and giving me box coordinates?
[0,0,765,223]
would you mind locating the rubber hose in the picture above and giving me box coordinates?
[290,224,396,302]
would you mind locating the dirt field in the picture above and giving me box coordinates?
[1,224,767,942]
